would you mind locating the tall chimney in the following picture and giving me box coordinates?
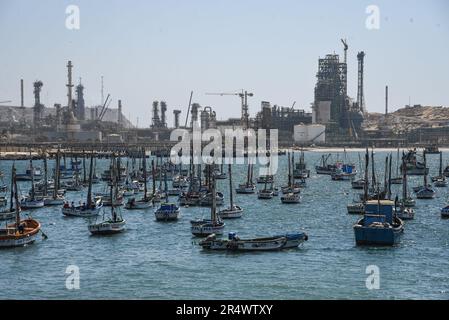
[173,110,181,128]
[118,100,122,125]
[385,85,388,117]
[20,79,24,107]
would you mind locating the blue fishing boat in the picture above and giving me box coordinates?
[353,200,404,246]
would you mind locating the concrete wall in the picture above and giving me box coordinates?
[293,124,326,143]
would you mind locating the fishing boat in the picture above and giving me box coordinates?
[199,191,224,206]
[394,161,415,220]
[62,154,103,217]
[331,164,357,181]
[0,165,42,248]
[348,150,371,215]
[1,167,19,221]
[282,152,302,195]
[191,173,225,237]
[281,192,300,204]
[88,155,126,235]
[154,202,180,221]
[235,163,256,194]
[432,152,447,187]
[20,159,45,209]
[395,204,414,220]
[390,148,402,184]
[258,168,274,199]
[293,149,310,179]
[214,163,227,180]
[219,164,243,219]
[199,231,308,251]
[353,199,404,246]
[415,152,435,199]
[125,150,152,210]
[42,150,65,206]
[400,149,429,175]
[315,154,337,175]
[16,162,43,181]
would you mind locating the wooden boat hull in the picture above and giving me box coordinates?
[0,219,40,248]
[200,232,307,251]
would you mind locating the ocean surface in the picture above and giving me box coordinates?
[1,150,448,300]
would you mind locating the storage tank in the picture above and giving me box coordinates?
[294,124,308,143]
[307,124,326,143]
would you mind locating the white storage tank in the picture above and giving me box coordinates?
[293,124,325,143]
[307,124,326,143]
[293,124,308,143]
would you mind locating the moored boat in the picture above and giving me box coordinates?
[154,202,180,221]
[218,164,243,219]
[199,231,308,251]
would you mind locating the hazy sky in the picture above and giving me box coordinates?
[1,0,448,127]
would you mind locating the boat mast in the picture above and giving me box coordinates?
[9,163,15,212]
[83,151,87,184]
[383,156,388,195]
[143,148,148,201]
[371,149,376,192]
[13,165,20,227]
[291,151,295,187]
[228,163,234,209]
[423,152,428,187]
[210,166,217,223]
[43,150,48,197]
[110,154,117,222]
[164,169,168,202]
[287,152,291,188]
[53,149,58,200]
[396,148,400,177]
[363,148,369,204]
[30,158,35,201]
[87,152,94,208]
[402,154,407,205]
[439,151,443,177]
[387,154,392,200]
[151,159,156,203]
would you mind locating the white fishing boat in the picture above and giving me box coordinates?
[258,189,274,199]
[218,164,243,219]
[191,172,225,237]
[236,163,256,194]
[62,154,103,217]
[415,153,435,199]
[281,192,301,204]
[125,150,152,210]
[154,203,180,221]
[88,155,126,235]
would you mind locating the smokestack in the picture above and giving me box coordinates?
[160,101,167,128]
[385,85,388,116]
[173,110,181,128]
[20,79,24,107]
[118,100,122,125]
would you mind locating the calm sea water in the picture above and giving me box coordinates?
[1,151,448,300]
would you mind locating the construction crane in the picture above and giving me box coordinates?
[98,94,111,121]
[205,90,253,129]
[341,38,348,64]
